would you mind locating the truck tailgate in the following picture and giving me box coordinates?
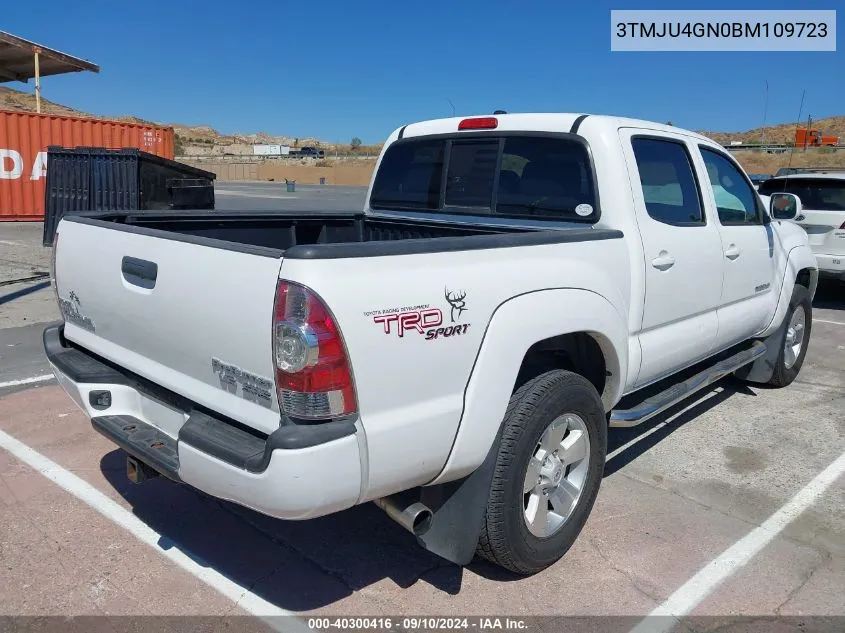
[54,218,283,435]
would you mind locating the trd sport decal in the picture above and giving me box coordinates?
[365,290,472,340]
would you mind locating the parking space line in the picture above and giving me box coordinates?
[814,318,845,326]
[0,428,304,630]
[629,449,845,633]
[0,374,54,389]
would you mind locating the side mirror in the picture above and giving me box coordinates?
[769,192,802,221]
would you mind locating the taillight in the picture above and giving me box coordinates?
[458,117,498,130]
[273,280,357,420]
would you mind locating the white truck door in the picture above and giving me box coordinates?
[621,131,724,388]
[696,146,778,349]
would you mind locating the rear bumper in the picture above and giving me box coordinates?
[44,324,363,520]
[815,254,845,280]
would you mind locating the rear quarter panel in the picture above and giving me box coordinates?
[279,237,630,499]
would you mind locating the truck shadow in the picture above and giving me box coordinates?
[604,381,750,477]
[99,380,760,599]
[99,451,464,610]
[0,279,50,306]
[813,279,845,312]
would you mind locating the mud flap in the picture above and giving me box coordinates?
[733,317,787,384]
[415,426,501,566]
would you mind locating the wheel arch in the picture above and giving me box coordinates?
[759,245,818,339]
[427,288,627,486]
[794,266,818,298]
[515,331,612,400]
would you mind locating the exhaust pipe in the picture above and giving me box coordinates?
[374,492,433,537]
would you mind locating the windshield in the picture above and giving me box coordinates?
[369,134,599,222]
[758,178,845,211]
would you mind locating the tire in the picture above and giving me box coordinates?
[767,284,812,388]
[476,370,607,575]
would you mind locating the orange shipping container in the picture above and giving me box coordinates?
[0,110,175,221]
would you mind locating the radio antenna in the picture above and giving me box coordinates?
[783,89,806,181]
[760,80,769,146]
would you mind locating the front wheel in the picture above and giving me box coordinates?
[767,285,812,388]
[476,370,607,575]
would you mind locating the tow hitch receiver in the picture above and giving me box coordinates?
[126,455,160,484]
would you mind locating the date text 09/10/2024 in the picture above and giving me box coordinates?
[307,617,528,630]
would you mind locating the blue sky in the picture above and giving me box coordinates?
[4,0,842,143]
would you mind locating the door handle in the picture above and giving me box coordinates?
[651,251,675,271]
[121,256,158,289]
[725,244,741,260]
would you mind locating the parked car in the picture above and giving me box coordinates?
[747,173,771,190]
[45,113,817,575]
[298,146,325,157]
[758,170,845,281]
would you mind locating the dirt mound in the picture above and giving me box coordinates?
[2,86,840,161]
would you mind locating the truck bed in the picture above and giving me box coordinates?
[65,211,621,259]
[52,201,629,505]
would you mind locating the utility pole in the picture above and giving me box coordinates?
[33,46,42,113]
[805,114,812,152]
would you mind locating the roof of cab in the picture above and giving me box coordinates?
[395,112,718,145]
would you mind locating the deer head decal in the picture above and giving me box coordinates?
[444,288,467,323]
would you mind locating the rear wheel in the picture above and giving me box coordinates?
[477,370,607,575]
[767,285,812,388]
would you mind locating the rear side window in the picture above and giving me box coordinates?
[631,138,704,226]
[758,178,845,211]
[370,134,598,222]
[699,147,762,225]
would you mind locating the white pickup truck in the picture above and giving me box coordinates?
[45,113,817,575]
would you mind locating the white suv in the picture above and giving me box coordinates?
[759,170,845,281]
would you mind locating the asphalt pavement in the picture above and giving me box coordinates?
[215,182,367,212]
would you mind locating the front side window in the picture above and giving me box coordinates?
[699,147,762,225]
[370,134,598,222]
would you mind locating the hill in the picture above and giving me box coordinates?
[0,86,84,117]
[0,87,362,154]
[0,86,158,126]
[700,116,845,146]
[0,87,841,162]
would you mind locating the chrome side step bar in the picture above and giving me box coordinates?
[610,341,768,428]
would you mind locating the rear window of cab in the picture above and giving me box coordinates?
[370,134,599,222]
